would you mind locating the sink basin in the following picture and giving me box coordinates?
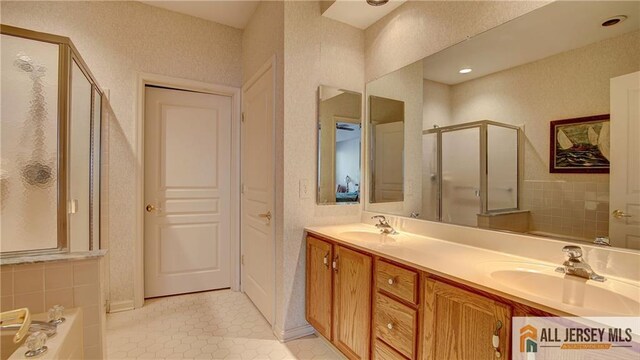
[485,262,640,316]
[337,230,398,244]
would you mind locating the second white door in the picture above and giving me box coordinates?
[144,86,232,298]
[242,63,275,324]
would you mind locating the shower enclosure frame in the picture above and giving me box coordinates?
[1,24,104,258]
[424,120,524,221]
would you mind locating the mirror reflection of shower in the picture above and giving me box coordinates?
[422,120,523,228]
[14,52,55,188]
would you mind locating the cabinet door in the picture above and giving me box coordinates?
[333,245,372,360]
[306,236,333,339]
[423,279,511,360]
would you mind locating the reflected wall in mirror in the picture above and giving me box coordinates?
[317,85,362,205]
[365,1,640,249]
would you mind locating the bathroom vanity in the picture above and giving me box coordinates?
[305,222,640,360]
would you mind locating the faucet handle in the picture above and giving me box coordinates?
[562,245,583,259]
[372,215,388,225]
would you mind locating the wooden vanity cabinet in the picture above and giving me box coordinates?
[305,236,372,360]
[373,259,421,360]
[305,236,333,339]
[306,234,553,360]
[422,278,512,360]
[333,245,373,359]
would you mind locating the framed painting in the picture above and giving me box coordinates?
[549,114,610,173]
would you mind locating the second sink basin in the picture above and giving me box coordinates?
[484,262,640,316]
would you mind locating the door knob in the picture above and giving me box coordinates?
[612,209,632,219]
[145,204,156,213]
[258,211,272,221]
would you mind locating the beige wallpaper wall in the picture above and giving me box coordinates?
[364,1,549,82]
[0,1,243,306]
[281,0,364,333]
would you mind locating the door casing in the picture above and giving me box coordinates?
[133,73,241,310]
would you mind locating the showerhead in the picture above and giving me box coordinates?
[14,53,34,72]
[14,52,45,75]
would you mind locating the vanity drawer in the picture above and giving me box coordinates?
[375,293,417,359]
[376,259,418,304]
[374,339,406,360]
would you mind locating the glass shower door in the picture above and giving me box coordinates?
[441,127,480,226]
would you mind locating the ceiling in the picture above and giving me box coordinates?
[139,1,260,29]
[322,0,407,30]
[422,1,640,85]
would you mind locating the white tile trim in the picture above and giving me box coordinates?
[108,299,134,313]
[273,323,315,343]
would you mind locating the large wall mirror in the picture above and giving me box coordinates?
[317,85,362,205]
[365,1,640,250]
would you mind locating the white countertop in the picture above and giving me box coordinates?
[305,223,640,317]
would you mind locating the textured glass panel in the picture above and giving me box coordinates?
[0,35,59,253]
[441,127,480,227]
[487,125,518,211]
[91,89,102,249]
[69,61,91,252]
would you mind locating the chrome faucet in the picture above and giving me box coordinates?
[594,236,611,246]
[372,215,398,235]
[555,245,606,282]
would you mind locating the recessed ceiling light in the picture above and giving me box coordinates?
[367,0,389,6]
[602,15,627,27]
[459,68,472,74]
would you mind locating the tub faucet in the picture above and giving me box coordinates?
[555,245,606,282]
[372,215,398,235]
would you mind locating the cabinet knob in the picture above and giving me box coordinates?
[323,253,329,267]
[387,323,393,330]
[387,277,395,285]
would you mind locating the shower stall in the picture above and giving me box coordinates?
[1,24,104,256]
[422,120,523,227]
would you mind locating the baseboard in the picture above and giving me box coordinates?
[108,300,135,313]
[273,323,316,342]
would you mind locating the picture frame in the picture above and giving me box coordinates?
[549,114,610,173]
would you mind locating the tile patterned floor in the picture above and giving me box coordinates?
[106,290,344,360]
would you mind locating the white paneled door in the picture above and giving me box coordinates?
[144,86,232,298]
[241,62,275,324]
[610,72,640,250]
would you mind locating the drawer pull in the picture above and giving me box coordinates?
[492,320,503,358]
[387,323,393,330]
[387,277,395,285]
